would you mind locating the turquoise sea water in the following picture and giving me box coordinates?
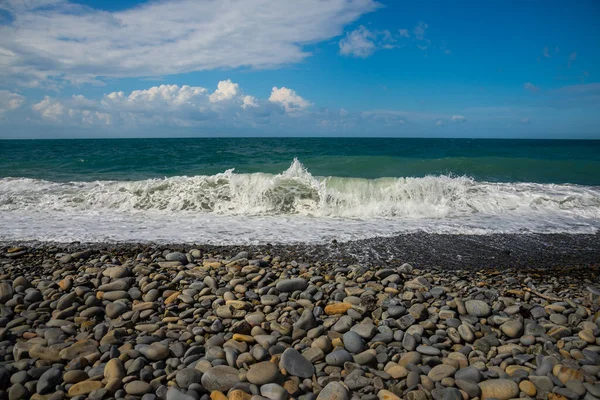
[1,138,600,184]
[1,138,599,243]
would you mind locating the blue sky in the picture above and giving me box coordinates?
[0,0,599,138]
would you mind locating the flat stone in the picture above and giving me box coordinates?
[280,348,315,378]
[175,368,203,389]
[36,368,61,395]
[201,365,240,392]
[276,278,308,292]
[138,342,170,361]
[428,365,456,382]
[500,320,523,338]
[125,381,151,396]
[247,361,279,385]
[317,381,349,400]
[478,379,519,400]
[342,331,365,353]
[465,300,491,317]
[59,339,99,360]
[260,383,288,400]
[68,381,104,397]
[325,349,353,366]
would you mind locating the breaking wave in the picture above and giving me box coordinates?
[1,158,599,221]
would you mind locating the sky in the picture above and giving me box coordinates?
[0,0,599,139]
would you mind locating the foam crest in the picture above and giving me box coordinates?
[1,159,599,222]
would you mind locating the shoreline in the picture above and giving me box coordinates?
[3,232,600,270]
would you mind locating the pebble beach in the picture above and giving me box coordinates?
[1,241,599,400]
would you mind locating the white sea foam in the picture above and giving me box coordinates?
[1,159,599,243]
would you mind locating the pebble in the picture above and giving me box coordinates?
[247,361,279,385]
[280,348,315,378]
[0,245,596,400]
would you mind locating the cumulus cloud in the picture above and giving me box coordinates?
[451,115,466,123]
[209,80,239,103]
[27,80,314,128]
[398,29,410,38]
[339,26,377,58]
[0,0,379,86]
[435,119,445,126]
[269,87,311,113]
[0,90,25,117]
[524,82,539,93]
[242,95,259,109]
[33,95,111,125]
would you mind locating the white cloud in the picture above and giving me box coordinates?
[0,0,379,86]
[435,119,445,126]
[33,95,111,125]
[398,29,410,38]
[209,80,239,103]
[269,87,310,113]
[543,45,550,58]
[28,81,314,127]
[0,90,25,117]
[524,82,539,93]
[339,26,376,58]
[451,115,466,123]
[241,95,258,109]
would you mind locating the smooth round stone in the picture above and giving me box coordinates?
[520,335,535,346]
[200,365,240,392]
[565,380,586,396]
[402,333,417,351]
[519,380,537,397]
[165,252,187,263]
[500,320,523,338]
[276,278,308,293]
[465,300,491,317]
[61,370,87,386]
[454,366,482,383]
[175,368,202,389]
[294,309,317,331]
[441,387,462,400]
[478,379,519,400]
[325,349,353,366]
[455,379,481,398]
[247,361,279,385]
[351,323,377,339]
[261,295,280,306]
[428,365,456,382]
[106,301,128,318]
[125,381,151,396]
[458,324,475,342]
[343,331,365,353]
[416,345,441,356]
[166,387,196,400]
[280,348,315,378]
[8,383,28,400]
[317,381,349,400]
[138,342,170,361]
[261,383,288,400]
[550,313,567,325]
[36,367,62,395]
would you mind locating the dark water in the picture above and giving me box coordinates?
[1,138,599,184]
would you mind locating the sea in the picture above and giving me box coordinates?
[1,138,599,244]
